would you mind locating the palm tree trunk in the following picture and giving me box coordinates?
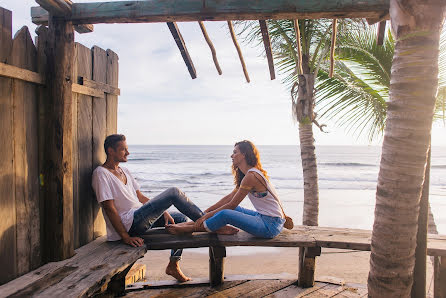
[367,1,445,296]
[299,123,319,226]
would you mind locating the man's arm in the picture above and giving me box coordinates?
[136,190,149,204]
[101,200,144,247]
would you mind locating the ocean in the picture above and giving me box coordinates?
[125,145,446,237]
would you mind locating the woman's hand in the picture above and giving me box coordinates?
[163,211,175,225]
[196,212,213,227]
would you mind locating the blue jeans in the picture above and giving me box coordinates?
[204,206,285,238]
[128,187,204,260]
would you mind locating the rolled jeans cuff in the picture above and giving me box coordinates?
[203,220,213,232]
[170,255,182,261]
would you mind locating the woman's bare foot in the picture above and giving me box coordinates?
[165,260,191,282]
[165,224,194,235]
[215,225,239,235]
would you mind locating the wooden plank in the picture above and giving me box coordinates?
[75,43,94,247]
[434,256,446,298]
[35,25,49,275]
[92,45,107,239]
[106,49,119,135]
[31,6,93,34]
[0,236,146,297]
[0,61,45,84]
[198,21,222,75]
[266,282,327,297]
[228,21,250,83]
[217,229,316,247]
[78,76,120,95]
[0,7,16,285]
[72,83,104,98]
[11,25,41,276]
[167,22,197,79]
[142,232,216,250]
[207,279,296,297]
[259,20,275,80]
[36,0,72,16]
[31,1,391,24]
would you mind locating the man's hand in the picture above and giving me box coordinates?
[163,211,175,225]
[122,236,144,247]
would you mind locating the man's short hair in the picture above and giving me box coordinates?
[104,134,126,155]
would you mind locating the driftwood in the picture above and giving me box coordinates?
[227,21,250,83]
[329,19,337,78]
[293,19,303,75]
[259,20,275,80]
[198,21,222,75]
[167,22,197,79]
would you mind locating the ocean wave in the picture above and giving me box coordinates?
[319,162,376,167]
[127,158,158,161]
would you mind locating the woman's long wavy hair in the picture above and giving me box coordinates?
[232,140,269,188]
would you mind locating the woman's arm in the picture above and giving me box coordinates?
[197,174,256,224]
[205,188,238,212]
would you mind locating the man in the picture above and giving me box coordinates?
[92,134,206,282]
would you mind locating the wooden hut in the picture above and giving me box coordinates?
[0,0,445,297]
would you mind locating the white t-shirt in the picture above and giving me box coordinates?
[92,166,143,241]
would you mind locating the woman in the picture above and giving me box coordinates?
[166,140,285,238]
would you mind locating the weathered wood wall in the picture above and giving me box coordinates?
[0,7,119,284]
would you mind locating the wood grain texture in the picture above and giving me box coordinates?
[167,22,197,79]
[228,21,250,83]
[198,21,222,75]
[78,76,120,95]
[75,43,94,247]
[0,62,44,84]
[0,236,146,297]
[92,45,107,239]
[31,0,390,24]
[106,49,118,135]
[11,26,40,276]
[259,20,275,80]
[0,7,16,285]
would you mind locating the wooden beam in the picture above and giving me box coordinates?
[198,21,222,75]
[228,21,250,83]
[78,76,120,96]
[42,16,75,262]
[259,20,275,80]
[377,20,386,46]
[0,62,45,84]
[36,0,72,16]
[31,0,390,24]
[209,246,226,287]
[72,83,104,98]
[329,19,337,78]
[31,6,94,34]
[167,22,197,79]
[293,19,303,75]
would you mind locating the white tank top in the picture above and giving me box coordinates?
[246,168,284,219]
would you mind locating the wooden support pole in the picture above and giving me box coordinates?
[293,19,303,75]
[227,21,250,83]
[329,19,337,78]
[198,21,222,75]
[42,15,75,262]
[434,256,446,298]
[209,246,226,287]
[167,22,197,79]
[412,146,430,298]
[106,262,135,296]
[377,20,386,46]
[298,246,321,288]
[259,20,275,80]
[31,1,391,25]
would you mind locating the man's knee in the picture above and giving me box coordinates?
[166,187,182,197]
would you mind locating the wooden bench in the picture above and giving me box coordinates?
[141,226,446,290]
[1,226,445,297]
[0,237,146,297]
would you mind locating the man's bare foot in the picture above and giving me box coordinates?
[165,261,191,282]
[215,225,239,235]
[165,224,193,235]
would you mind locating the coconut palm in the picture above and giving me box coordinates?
[366,1,445,295]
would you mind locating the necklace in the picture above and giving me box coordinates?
[104,164,125,179]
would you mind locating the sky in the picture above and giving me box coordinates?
[2,0,445,146]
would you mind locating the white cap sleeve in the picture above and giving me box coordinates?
[92,168,114,203]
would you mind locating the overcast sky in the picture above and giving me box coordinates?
[3,0,445,146]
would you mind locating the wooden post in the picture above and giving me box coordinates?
[412,146,430,298]
[42,15,75,262]
[106,262,135,296]
[298,246,321,288]
[209,246,226,287]
[434,256,446,298]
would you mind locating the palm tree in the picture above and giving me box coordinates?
[366,1,445,295]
